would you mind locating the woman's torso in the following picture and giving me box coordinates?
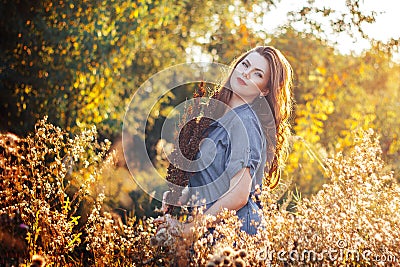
[188,103,268,234]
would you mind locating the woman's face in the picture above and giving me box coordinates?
[230,52,270,102]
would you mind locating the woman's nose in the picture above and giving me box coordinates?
[242,70,250,79]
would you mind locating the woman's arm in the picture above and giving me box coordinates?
[157,168,252,236]
[205,167,252,214]
[181,167,252,235]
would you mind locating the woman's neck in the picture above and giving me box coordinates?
[227,93,255,110]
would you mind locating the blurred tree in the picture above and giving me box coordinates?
[321,47,400,180]
[268,29,400,195]
[266,28,339,195]
[288,0,399,53]
[0,0,185,139]
[2,0,397,136]
[1,0,399,205]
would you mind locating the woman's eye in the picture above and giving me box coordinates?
[242,62,248,68]
[255,72,263,78]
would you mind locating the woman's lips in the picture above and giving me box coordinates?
[237,77,247,86]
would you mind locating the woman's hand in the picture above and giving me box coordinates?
[179,186,189,205]
[161,187,190,213]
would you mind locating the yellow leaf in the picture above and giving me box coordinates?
[316,67,326,75]
[63,196,71,212]
[67,233,82,248]
[89,75,95,84]
[100,77,105,88]
[26,232,31,243]
[79,73,85,83]
[70,216,80,225]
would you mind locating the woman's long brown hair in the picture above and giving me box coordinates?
[214,46,294,188]
[165,46,293,207]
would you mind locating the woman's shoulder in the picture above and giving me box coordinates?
[219,104,258,124]
[235,104,259,121]
[217,104,263,137]
[233,104,262,130]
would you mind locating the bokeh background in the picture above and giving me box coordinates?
[1,0,400,224]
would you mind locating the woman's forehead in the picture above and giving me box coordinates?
[242,52,269,71]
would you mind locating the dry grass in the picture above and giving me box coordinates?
[1,119,399,266]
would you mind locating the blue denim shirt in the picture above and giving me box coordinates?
[188,103,267,234]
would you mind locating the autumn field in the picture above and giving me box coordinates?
[1,0,400,266]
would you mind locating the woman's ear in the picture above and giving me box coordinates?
[260,89,270,97]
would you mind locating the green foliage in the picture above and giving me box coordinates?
[1,0,185,137]
[4,0,396,136]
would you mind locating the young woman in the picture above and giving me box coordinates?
[156,46,293,235]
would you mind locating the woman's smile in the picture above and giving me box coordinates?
[237,77,247,86]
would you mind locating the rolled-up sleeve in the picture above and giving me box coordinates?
[225,114,265,179]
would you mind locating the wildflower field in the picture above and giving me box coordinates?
[1,119,399,266]
[2,0,400,266]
